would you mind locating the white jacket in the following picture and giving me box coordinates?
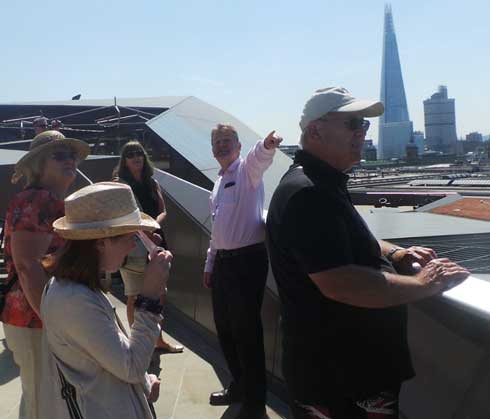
[40,278,161,419]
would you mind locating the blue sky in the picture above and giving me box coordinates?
[1,0,489,144]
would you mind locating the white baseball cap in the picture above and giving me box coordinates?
[299,87,384,131]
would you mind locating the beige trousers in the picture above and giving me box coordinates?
[3,324,43,419]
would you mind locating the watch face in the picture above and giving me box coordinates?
[135,295,163,315]
[389,247,401,255]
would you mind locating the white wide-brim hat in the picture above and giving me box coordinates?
[299,87,384,131]
[13,130,90,184]
[53,182,160,240]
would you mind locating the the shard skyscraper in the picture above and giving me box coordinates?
[378,4,413,160]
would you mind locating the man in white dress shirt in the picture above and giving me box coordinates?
[203,124,282,419]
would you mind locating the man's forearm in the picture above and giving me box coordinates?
[310,264,440,309]
[243,140,275,187]
[204,243,216,274]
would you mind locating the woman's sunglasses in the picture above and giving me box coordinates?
[125,150,144,159]
[51,150,78,162]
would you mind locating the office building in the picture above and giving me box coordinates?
[424,85,458,154]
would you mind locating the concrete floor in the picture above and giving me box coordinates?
[0,293,288,419]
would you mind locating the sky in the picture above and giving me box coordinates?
[1,0,489,144]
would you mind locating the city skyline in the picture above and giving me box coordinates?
[0,0,489,145]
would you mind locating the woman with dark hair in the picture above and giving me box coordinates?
[114,140,183,353]
[40,182,172,419]
[1,130,89,419]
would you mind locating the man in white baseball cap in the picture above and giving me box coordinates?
[266,87,469,418]
[298,87,383,171]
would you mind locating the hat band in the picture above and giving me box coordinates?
[64,208,142,230]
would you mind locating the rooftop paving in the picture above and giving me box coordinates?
[429,197,490,221]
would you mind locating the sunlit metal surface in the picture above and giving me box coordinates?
[154,169,212,232]
[444,276,490,320]
[357,206,490,238]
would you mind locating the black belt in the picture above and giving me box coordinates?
[216,242,265,259]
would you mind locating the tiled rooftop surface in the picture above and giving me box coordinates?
[429,198,490,221]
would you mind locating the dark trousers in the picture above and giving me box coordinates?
[211,244,268,406]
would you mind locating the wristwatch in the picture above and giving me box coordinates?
[387,247,403,260]
[134,295,164,315]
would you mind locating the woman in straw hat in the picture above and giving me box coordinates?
[40,182,172,419]
[1,130,89,419]
[114,140,183,353]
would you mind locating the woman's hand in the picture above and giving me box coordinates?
[149,232,162,246]
[142,249,173,298]
[147,374,161,403]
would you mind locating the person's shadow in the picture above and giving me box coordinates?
[220,405,240,418]
[219,405,271,419]
[0,338,20,385]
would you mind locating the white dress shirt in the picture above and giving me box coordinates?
[204,140,276,273]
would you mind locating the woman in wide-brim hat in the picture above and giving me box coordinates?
[39,182,172,419]
[1,130,89,419]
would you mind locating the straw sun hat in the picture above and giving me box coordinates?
[12,130,90,184]
[53,182,160,240]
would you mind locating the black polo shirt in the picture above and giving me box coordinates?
[266,150,414,404]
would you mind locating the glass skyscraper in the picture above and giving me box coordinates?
[378,4,413,160]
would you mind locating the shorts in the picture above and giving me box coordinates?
[120,256,146,297]
[291,390,399,419]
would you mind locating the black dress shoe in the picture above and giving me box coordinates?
[209,387,243,406]
[236,403,266,419]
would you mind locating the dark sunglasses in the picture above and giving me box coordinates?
[320,117,370,131]
[345,118,370,131]
[125,150,144,158]
[51,151,78,161]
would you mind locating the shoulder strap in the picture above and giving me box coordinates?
[0,218,5,248]
[56,364,84,419]
[45,279,84,419]
[44,280,85,419]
